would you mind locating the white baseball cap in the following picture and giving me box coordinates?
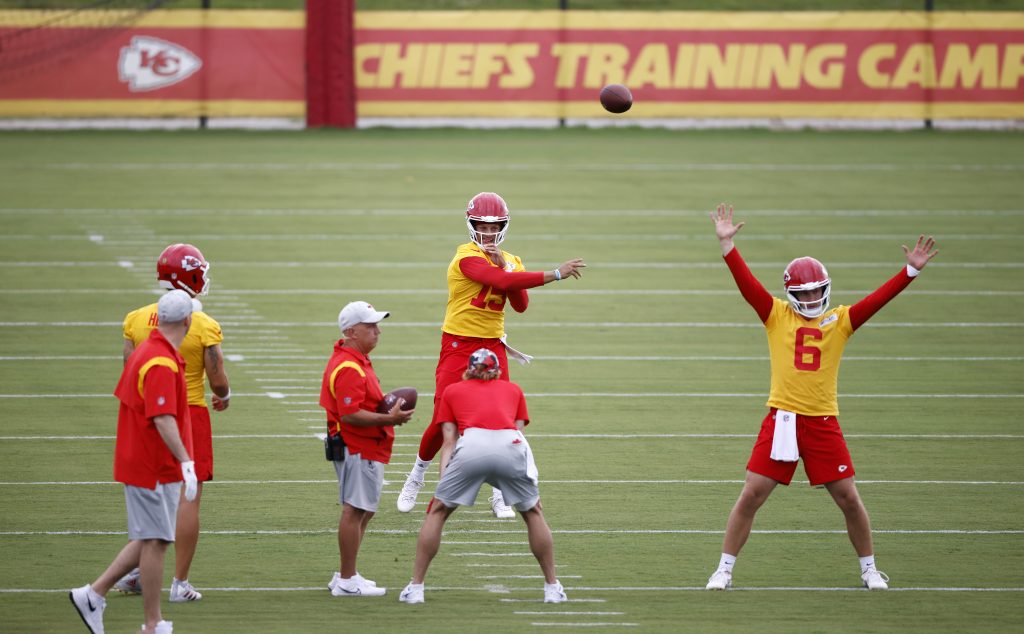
[338,301,390,333]
[158,289,194,323]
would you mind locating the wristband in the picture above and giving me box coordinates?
[906,264,921,278]
[220,388,231,401]
[553,268,562,281]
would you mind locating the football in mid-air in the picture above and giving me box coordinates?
[600,84,633,114]
[377,387,417,413]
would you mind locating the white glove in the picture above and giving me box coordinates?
[181,460,198,502]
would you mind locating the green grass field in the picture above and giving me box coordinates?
[0,128,1022,633]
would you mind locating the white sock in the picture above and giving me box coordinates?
[859,555,876,573]
[718,553,737,573]
[410,458,431,480]
[87,585,104,602]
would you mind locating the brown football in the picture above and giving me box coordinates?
[377,386,418,413]
[600,84,633,114]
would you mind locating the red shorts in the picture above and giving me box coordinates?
[746,408,855,486]
[417,333,510,460]
[188,405,214,481]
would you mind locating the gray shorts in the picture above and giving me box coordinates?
[333,447,385,512]
[124,482,181,542]
[434,428,540,512]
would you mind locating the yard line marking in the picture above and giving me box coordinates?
[503,602,606,606]
[516,614,626,618]
[3,207,1023,218]
[33,161,1024,172]
[2,433,1022,441]
[10,260,1024,270]
[532,626,634,630]
[477,576,583,580]
[6,354,1020,363]
[1,529,1020,536]
[1,479,1022,487]
[5,232,1019,243]
[1,585,1019,594]
[3,320,1022,329]
[4,392,1020,400]
[3,288,1022,298]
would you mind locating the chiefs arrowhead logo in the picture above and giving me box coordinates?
[181,255,204,272]
[118,36,202,92]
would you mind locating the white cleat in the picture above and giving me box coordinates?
[169,579,202,603]
[328,571,376,591]
[143,620,173,633]
[69,584,106,634]
[397,477,424,513]
[331,576,386,597]
[862,569,890,590]
[489,490,515,519]
[113,568,142,595]
[705,569,732,590]
[399,582,425,604]
[543,581,567,603]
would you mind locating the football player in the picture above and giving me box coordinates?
[114,244,230,603]
[704,204,938,591]
[397,192,585,518]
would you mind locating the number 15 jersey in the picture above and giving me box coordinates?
[442,242,537,339]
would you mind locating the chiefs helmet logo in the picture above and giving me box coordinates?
[181,255,205,272]
[783,271,791,283]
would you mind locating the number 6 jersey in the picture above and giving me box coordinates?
[723,247,915,417]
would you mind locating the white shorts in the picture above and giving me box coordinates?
[334,448,385,512]
[124,482,181,542]
[434,428,540,512]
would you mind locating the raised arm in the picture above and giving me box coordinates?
[850,235,938,330]
[710,204,773,322]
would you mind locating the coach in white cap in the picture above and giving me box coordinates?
[71,288,197,634]
[320,301,414,597]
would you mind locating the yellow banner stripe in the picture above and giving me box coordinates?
[356,11,1024,31]
[359,101,1024,120]
[0,100,304,118]
[329,361,365,400]
[0,9,303,29]
[1,10,1020,31]
[137,357,179,399]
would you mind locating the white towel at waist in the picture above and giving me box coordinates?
[770,409,800,462]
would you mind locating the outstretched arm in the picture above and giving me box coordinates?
[459,257,586,291]
[711,204,773,322]
[850,235,939,330]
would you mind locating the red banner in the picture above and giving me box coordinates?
[1,10,1022,119]
[0,10,304,116]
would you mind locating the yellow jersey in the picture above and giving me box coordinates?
[123,302,224,407]
[442,242,525,339]
[764,297,854,417]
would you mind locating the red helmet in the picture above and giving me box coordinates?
[157,243,210,297]
[466,192,510,247]
[468,348,501,373]
[783,257,830,317]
